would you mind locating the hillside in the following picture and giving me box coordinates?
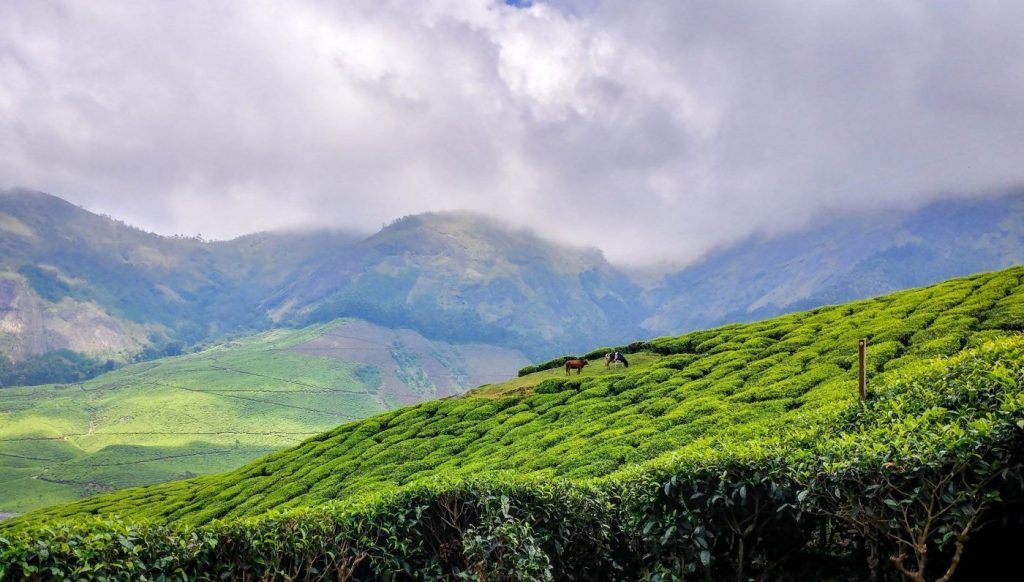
[0,189,356,365]
[645,192,1024,333]
[5,189,1024,374]
[3,267,1023,580]
[267,212,646,358]
[23,266,1023,526]
[0,190,642,367]
[0,319,527,513]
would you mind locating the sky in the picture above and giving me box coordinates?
[1,0,1022,265]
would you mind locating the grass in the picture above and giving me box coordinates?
[470,352,662,398]
[17,265,1022,526]
[0,319,526,513]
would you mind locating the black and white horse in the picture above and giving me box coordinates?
[605,351,629,368]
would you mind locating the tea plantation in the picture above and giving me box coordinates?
[0,319,526,514]
[3,266,1024,580]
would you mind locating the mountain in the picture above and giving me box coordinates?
[0,189,357,365]
[4,187,1024,377]
[0,190,642,369]
[268,212,646,358]
[644,192,1024,333]
[7,268,1022,580]
[0,318,527,513]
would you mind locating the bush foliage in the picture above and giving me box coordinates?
[3,339,1024,580]
[0,349,115,388]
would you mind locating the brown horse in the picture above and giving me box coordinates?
[564,359,588,375]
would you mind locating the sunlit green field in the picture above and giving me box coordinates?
[22,266,1022,526]
[0,319,526,513]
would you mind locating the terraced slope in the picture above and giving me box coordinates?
[25,266,1023,525]
[0,319,526,513]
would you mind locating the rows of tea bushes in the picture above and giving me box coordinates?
[3,337,1024,580]
[20,267,1021,528]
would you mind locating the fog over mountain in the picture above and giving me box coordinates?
[0,190,644,363]
[2,1,1022,264]
[2,188,1023,372]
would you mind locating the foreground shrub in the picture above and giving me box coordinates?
[4,338,1024,581]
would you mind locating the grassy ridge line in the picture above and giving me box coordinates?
[2,338,1023,580]
[17,266,1024,526]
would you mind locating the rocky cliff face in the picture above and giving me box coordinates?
[0,273,46,360]
[0,271,147,361]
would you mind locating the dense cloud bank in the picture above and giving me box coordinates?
[1,0,1021,264]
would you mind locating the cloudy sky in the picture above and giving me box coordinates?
[1,0,1022,265]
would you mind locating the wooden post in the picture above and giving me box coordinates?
[858,339,867,400]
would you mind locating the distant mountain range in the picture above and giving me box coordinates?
[0,190,642,365]
[0,190,356,364]
[1,188,1023,373]
[642,194,1024,333]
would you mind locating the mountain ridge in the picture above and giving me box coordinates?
[644,192,1024,333]
[3,188,1024,371]
[0,190,647,365]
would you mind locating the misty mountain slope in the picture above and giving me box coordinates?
[0,189,358,362]
[0,191,645,366]
[645,193,1024,334]
[272,213,648,359]
[4,188,1024,370]
[0,318,526,513]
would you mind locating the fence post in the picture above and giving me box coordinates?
[858,339,867,400]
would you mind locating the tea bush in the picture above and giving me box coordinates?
[17,268,1021,527]
[4,267,1024,579]
[3,338,1023,580]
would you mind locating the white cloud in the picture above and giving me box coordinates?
[1,0,1022,264]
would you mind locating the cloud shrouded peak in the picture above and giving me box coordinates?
[1,0,1022,265]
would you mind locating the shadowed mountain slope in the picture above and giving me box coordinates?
[646,193,1024,334]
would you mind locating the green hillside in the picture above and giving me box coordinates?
[0,191,643,368]
[21,266,1023,527]
[0,319,526,514]
[273,212,646,358]
[3,267,1023,580]
[0,190,358,366]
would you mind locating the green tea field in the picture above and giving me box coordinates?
[23,266,1023,525]
[0,319,527,513]
[5,267,1023,581]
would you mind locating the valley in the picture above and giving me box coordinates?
[0,318,526,513]
[3,188,1024,519]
